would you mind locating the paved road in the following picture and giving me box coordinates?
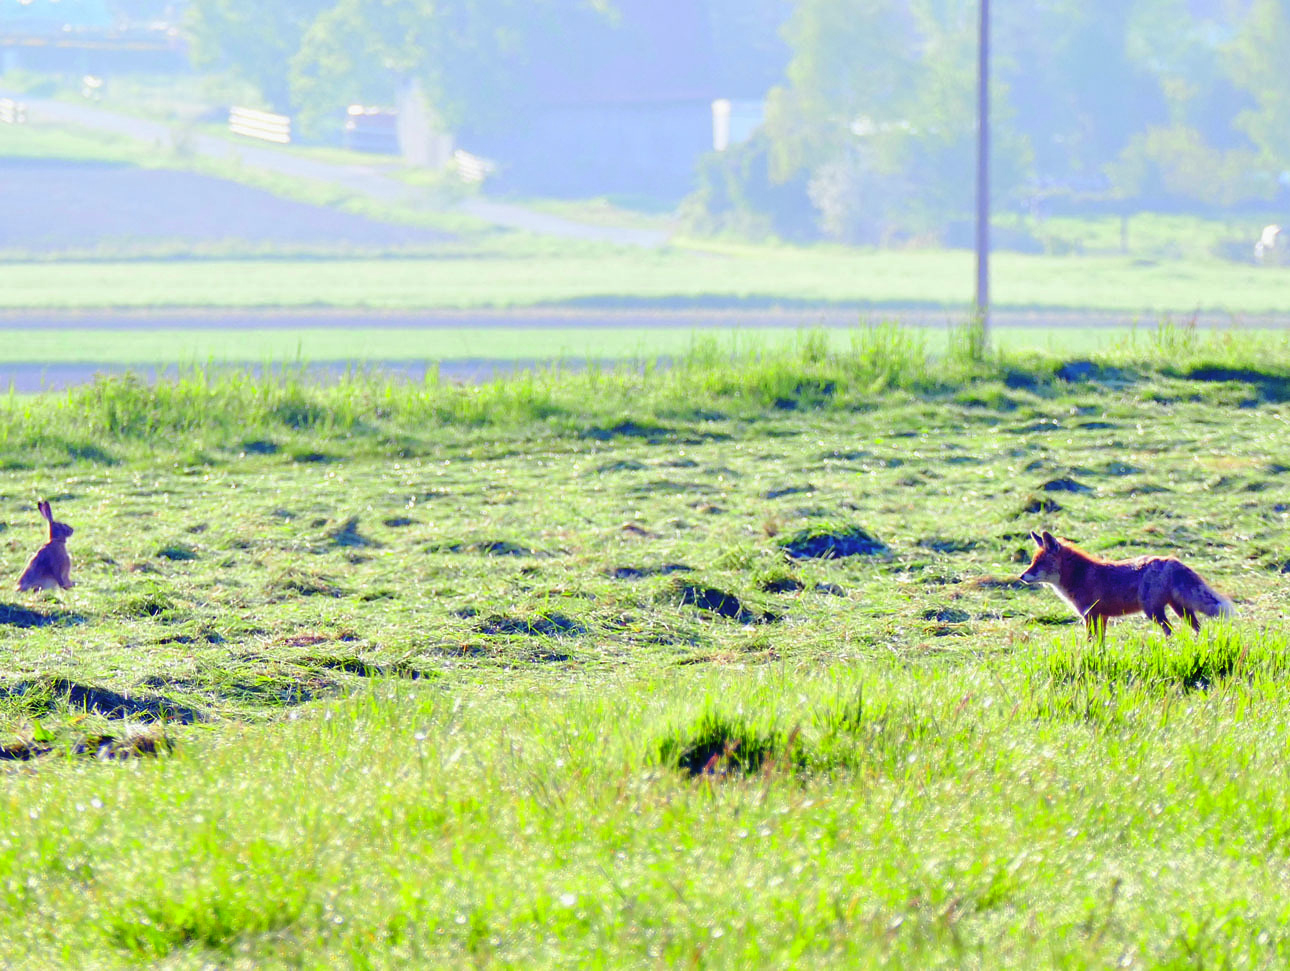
[1,92,670,248]
[0,360,531,392]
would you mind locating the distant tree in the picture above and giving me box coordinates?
[1107,123,1272,208]
[288,0,612,139]
[883,0,1032,228]
[998,0,1167,183]
[761,0,1029,241]
[1122,0,1253,156]
[762,0,915,184]
[682,133,815,240]
[186,0,334,112]
[1226,0,1290,172]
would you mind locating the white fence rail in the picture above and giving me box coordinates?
[228,106,291,144]
[0,99,27,125]
[453,149,495,184]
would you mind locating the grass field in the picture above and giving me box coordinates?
[1,326,1289,965]
[5,244,1290,314]
[5,112,1290,318]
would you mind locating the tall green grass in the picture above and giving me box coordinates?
[7,651,1290,966]
[4,323,1290,468]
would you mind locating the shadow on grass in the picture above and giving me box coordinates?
[1176,365,1290,403]
[0,603,84,628]
[1,678,205,724]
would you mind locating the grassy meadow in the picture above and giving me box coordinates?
[5,243,1290,314]
[4,111,1290,320]
[0,325,1289,966]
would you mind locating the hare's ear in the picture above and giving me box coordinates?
[1029,530,1044,547]
[1041,530,1058,550]
[37,501,52,522]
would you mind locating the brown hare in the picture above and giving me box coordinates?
[16,500,75,593]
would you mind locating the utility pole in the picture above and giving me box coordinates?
[974,0,990,333]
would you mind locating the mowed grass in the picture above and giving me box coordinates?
[2,327,1290,965]
[4,242,1290,314]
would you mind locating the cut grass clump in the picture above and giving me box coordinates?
[1041,477,1093,493]
[779,523,888,560]
[0,725,173,762]
[657,708,793,777]
[118,585,178,618]
[266,568,346,600]
[760,575,805,594]
[309,656,426,680]
[1020,496,1062,514]
[670,580,775,624]
[582,419,674,442]
[476,614,586,637]
[430,539,541,557]
[607,563,693,580]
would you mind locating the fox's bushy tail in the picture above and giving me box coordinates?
[1184,572,1235,618]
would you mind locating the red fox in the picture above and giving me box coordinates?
[1020,530,1233,637]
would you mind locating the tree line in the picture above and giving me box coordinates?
[183,0,1290,241]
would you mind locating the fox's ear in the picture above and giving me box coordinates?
[1030,530,1044,547]
[1041,530,1058,550]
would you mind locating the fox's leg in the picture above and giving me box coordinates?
[1144,600,1173,635]
[1171,600,1201,633]
[1140,578,1174,636]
